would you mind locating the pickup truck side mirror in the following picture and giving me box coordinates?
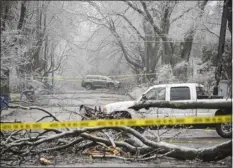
[213,86,218,95]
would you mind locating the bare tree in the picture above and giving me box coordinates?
[1,1,70,92]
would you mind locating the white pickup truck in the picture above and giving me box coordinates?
[103,83,232,138]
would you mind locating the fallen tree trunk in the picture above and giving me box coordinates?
[129,99,232,111]
[109,126,232,161]
[1,104,232,166]
[1,125,231,162]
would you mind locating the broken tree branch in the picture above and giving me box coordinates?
[5,104,60,122]
[1,124,231,163]
[1,102,232,165]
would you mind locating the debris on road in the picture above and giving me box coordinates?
[0,104,231,167]
[39,157,52,165]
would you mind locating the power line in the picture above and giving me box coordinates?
[73,40,205,44]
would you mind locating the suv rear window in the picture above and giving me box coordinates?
[170,87,190,100]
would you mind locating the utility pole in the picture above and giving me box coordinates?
[213,0,229,95]
[226,0,232,35]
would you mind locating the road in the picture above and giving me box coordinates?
[1,90,231,167]
[4,90,129,122]
[3,90,229,147]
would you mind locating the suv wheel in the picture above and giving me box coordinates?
[215,109,232,138]
[85,84,92,90]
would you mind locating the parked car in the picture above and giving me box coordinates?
[103,83,232,138]
[81,75,120,90]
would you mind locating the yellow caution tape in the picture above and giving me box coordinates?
[0,115,231,131]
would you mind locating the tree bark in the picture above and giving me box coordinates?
[179,1,208,64]
[226,0,232,35]
[180,28,194,61]
[130,99,232,110]
[32,1,43,73]
[160,2,174,65]
[109,22,143,70]
[142,15,160,80]
[17,1,26,30]
[1,1,10,31]
[215,0,229,88]
[126,1,174,65]
[143,18,152,74]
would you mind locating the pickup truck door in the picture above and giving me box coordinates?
[137,86,170,118]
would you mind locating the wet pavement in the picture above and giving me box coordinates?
[1,90,232,167]
[2,90,230,145]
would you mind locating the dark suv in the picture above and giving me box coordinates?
[81,75,120,90]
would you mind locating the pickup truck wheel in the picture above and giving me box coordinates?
[110,111,145,134]
[215,109,232,138]
[85,84,92,90]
